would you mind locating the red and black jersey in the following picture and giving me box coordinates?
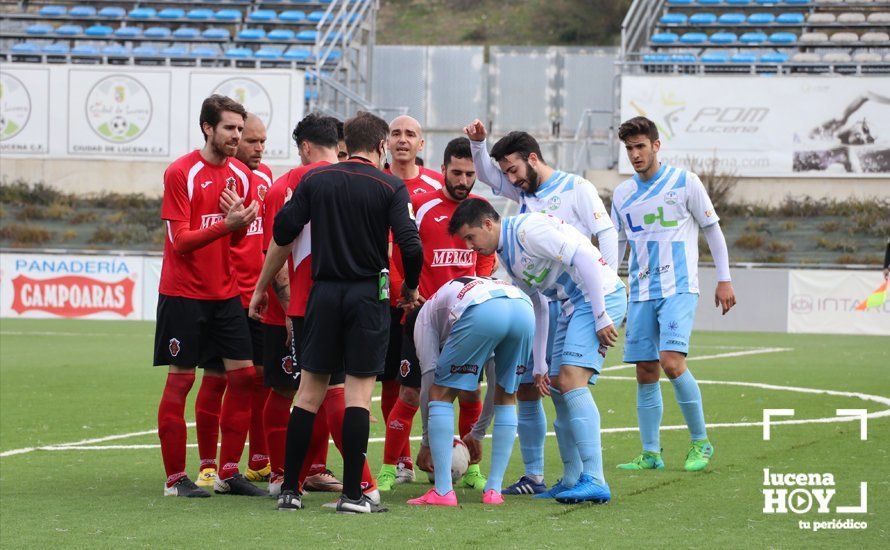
[229,163,273,308]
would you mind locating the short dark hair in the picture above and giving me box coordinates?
[292,113,339,148]
[326,116,345,141]
[443,137,472,166]
[344,111,388,155]
[448,198,500,235]
[199,94,247,141]
[489,131,544,164]
[618,116,659,143]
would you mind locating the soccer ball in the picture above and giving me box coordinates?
[110,116,129,137]
[423,438,472,484]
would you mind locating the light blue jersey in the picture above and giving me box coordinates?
[611,164,719,302]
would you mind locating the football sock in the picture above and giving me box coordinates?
[517,399,546,477]
[282,406,315,493]
[381,379,399,422]
[342,407,370,501]
[324,387,374,489]
[429,401,455,496]
[217,366,255,480]
[248,369,270,470]
[550,388,582,487]
[564,387,605,485]
[263,391,292,476]
[194,373,226,469]
[301,389,331,481]
[458,399,483,439]
[637,382,664,453]
[484,405,518,493]
[671,370,708,441]
[383,398,418,466]
[158,371,195,486]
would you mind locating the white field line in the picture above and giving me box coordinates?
[599,347,792,372]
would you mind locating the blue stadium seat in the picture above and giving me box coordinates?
[726,0,752,4]
[325,49,341,62]
[71,44,99,55]
[56,25,83,36]
[783,0,809,5]
[249,10,277,22]
[161,45,188,57]
[305,89,319,101]
[39,6,67,17]
[128,8,156,20]
[215,10,242,22]
[690,13,717,25]
[102,45,130,56]
[279,10,307,23]
[670,53,697,63]
[754,0,779,4]
[144,27,172,39]
[190,46,219,58]
[268,29,295,41]
[26,24,53,35]
[238,28,266,40]
[697,0,721,5]
[98,7,126,19]
[710,32,737,44]
[717,13,745,25]
[133,45,159,56]
[296,30,318,42]
[701,51,729,63]
[158,8,185,20]
[85,25,113,37]
[44,43,70,54]
[776,13,804,24]
[173,27,200,39]
[187,9,214,21]
[69,6,97,18]
[747,13,775,25]
[307,11,330,23]
[666,0,694,5]
[680,32,707,44]
[730,52,758,63]
[642,53,671,63]
[115,27,142,38]
[283,47,311,60]
[202,28,231,40]
[660,14,688,25]
[12,42,40,54]
[651,32,679,44]
[225,47,253,59]
[740,31,768,43]
[769,32,797,44]
[760,52,789,63]
[254,47,284,60]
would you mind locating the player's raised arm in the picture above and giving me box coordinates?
[464,119,522,202]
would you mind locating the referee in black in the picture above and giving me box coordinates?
[251,111,422,513]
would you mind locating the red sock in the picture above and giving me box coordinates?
[218,366,255,480]
[299,391,331,482]
[383,398,418,466]
[380,380,399,422]
[458,399,484,439]
[194,373,227,470]
[263,390,292,477]
[248,369,270,471]
[158,371,195,487]
[325,387,374,489]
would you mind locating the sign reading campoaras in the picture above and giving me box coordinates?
[188,71,298,160]
[0,67,49,154]
[68,69,171,157]
[620,76,890,177]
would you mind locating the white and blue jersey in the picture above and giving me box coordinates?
[611,164,719,302]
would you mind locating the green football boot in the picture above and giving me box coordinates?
[377,464,397,491]
[460,464,487,490]
[616,450,665,470]
[684,440,714,472]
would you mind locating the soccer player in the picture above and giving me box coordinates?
[450,199,627,504]
[610,116,736,472]
[376,137,496,492]
[154,94,264,497]
[464,119,618,495]
[193,113,273,488]
[407,276,534,506]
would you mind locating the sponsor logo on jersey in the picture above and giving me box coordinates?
[450,363,479,375]
[201,213,224,228]
[431,249,474,267]
[626,206,678,233]
[169,338,181,357]
[521,267,550,287]
[246,217,263,236]
[637,264,671,281]
[399,359,411,378]
[10,274,136,318]
[434,215,448,223]
[201,180,212,189]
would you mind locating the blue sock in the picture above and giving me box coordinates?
[484,405,518,493]
[550,388,581,487]
[429,401,455,496]
[637,382,663,453]
[670,370,708,441]
[517,399,546,477]
[563,387,605,486]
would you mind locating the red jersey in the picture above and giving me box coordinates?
[229,163,273,308]
[412,190,496,299]
[387,167,444,305]
[160,149,252,300]
[266,161,331,318]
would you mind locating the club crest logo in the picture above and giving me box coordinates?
[0,72,31,141]
[212,77,273,130]
[281,355,295,376]
[86,75,152,143]
[515,364,527,375]
[664,191,679,205]
[168,338,181,357]
[399,359,411,378]
[257,183,268,200]
[226,176,237,192]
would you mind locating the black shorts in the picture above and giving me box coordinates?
[379,307,404,382]
[301,279,388,378]
[200,309,264,371]
[153,294,252,367]
[378,307,421,388]
[263,319,345,389]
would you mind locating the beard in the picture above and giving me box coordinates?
[211,133,237,159]
[445,180,472,201]
[524,161,541,194]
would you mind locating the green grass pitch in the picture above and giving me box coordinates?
[1,318,887,547]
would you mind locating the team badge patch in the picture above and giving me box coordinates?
[515,364,527,375]
[226,176,237,192]
[399,359,411,378]
[281,355,296,376]
[168,338,181,357]
[257,184,268,200]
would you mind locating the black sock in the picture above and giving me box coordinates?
[282,406,316,494]
[341,406,370,501]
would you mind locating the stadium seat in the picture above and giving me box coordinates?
[187,9,214,21]
[652,32,679,44]
[760,52,789,63]
[822,52,852,62]
[308,11,330,23]
[709,32,737,44]
[670,53,697,63]
[69,6,97,18]
[791,52,819,62]
[144,27,172,39]
[837,13,866,24]
[741,31,768,43]
[754,0,780,4]
[697,0,721,5]
[161,45,189,57]
[660,14,687,26]
[85,25,113,37]
[690,13,718,25]
[215,10,242,22]
[305,89,319,101]
[829,32,858,43]
[56,25,83,36]
[172,27,200,39]
[279,11,307,23]
[132,45,159,56]
[238,28,266,40]
[296,30,318,42]
[283,47,312,60]
[730,52,758,63]
[202,28,231,40]
[249,10,278,22]
[768,32,797,44]
[666,0,694,5]
[71,44,100,55]
[268,29,295,40]
[102,45,130,56]
[225,47,253,59]
[11,42,40,54]
[158,8,186,20]
[867,13,890,24]
[784,0,810,5]
[717,13,745,25]
[861,31,890,43]
[190,46,219,58]
[747,13,775,25]
[128,8,156,20]
[114,27,142,39]
[852,52,882,62]
[806,13,835,23]
[39,6,67,17]
[776,13,804,24]
[98,7,126,19]
[26,24,53,36]
[700,51,729,63]
[726,0,752,4]
[43,43,70,54]
[800,31,828,43]
[326,49,342,62]
[680,32,707,44]
[254,47,284,60]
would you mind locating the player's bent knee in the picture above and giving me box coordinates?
[517,383,540,401]
[635,361,661,383]
[272,387,296,400]
[399,385,421,407]
[659,352,687,379]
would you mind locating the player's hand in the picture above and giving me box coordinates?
[596,324,619,347]
[398,284,421,310]
[534,373,552,397]
[883,267,889,280]
[463,434,483,464]
[248,290,267,320]
[218,188,240,214]
[464,119,487,142]
[715,281,736,315]
[224,198,259,231]
[416,445,434,473]
[285,317,294,348]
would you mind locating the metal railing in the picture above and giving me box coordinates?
[621,0,666,60]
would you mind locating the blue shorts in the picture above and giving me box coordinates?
[623,293,698,363]
[520,299,560,385]
[549,288,628,384]
[435,297,535,394]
